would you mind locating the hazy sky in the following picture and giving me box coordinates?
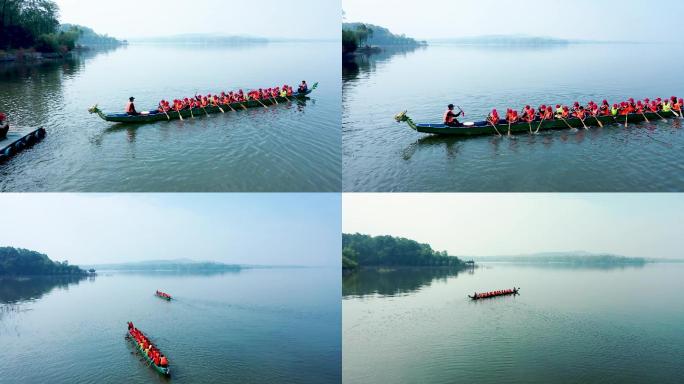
[54,0,339,39]
[343,0,683,41]
[0,194,340,266]
[343,194,683,259]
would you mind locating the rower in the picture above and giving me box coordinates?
[160,354,168,367]
[561,106,570,119]
[555,104,563,117]
[125,97,140,116]
[522,105,534,122]
[544,106,554,120]
[487,109,500,125]
[298,81,308,93]
[600,100,610,116]
[443,104,463,127]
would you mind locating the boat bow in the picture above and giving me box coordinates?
[395,111,418,131]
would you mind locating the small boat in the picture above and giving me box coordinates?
[0,127,47,163]
[155,291,172,301]
[395,110,681,137]
[127,324,170,376]
[89,82,318,124]
[469,288,520,300]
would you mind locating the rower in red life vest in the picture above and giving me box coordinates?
[443,104,463,127]
[487,109,500,125]
[575,106,587,120]
[572,101,580,113]
[600,100,610,116]
[675,98,683,113]
[648,101,659,112]
[561,106,570,119]
[522,105,534,122]
[543,106,554,120]
[635,101,644,114]
[125,97,140,116]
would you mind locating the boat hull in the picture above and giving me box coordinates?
[127,330,170,376]
[155,293,171,301]
[408,111,680,136]
[92,84,316,124]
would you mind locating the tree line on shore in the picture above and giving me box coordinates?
[343,233,467,270]
[0,246,89,275]
[342,22,426,55]
[1,0,79,53]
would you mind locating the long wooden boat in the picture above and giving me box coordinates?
[395,110,681,137]
[155,291,172,301]
[469,288,519,300]
[0,127,47,163]
[89,82,318,124]
[127,327,170,376]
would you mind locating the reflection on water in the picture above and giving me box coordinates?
[343,266,471,297]
[0,275,89,304]
[343,46,425,84]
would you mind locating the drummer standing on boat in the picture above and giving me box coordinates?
[443,104,463,127]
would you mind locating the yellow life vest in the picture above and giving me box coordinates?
[662,102,671,112]
[611,107,618,116]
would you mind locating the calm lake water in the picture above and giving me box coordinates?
[0,268,340,383]
[343,263,684,384]
[343,43,684,191]
[0,42,340,192]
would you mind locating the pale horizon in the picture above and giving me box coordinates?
[54,0,339,40]
[0,194,341,266]
[343,0,683,42]
[343,194,684,260]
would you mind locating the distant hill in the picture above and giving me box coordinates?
[343,233,467,268]
[60,24,125,47]
[430,35,571,45]
[0,247,88,276]
[343,23,427,47]
[81,259,242,272]
[473,251,647,265]
[130,34,268,44]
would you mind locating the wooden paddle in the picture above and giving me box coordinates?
[488,120,502,137]
[189,106,194,119]
[591,112,603,127]
[225,102,236,112]
[256,98,269,109]
[534,117,545,134]
[559,116,574,129]
[641,111,650,123]
[175,106,184,121]
[160,107,170,121]
[624,114,629,128]
[507,120,512,137]
[215,101,225,113]
[578,115,589,130]
[654,110,667,121]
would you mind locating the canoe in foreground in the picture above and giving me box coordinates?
[127,327,170,376]
[89,83,318,124]
[469,288,520,300]
[0,127,47,163]
[395,110,681,136]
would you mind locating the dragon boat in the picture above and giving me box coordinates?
[395,110,681,137]
[89,82,318,124]
[469,288,520,300]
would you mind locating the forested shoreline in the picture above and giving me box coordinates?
[0,247,90,276]
[342,233,468,270]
